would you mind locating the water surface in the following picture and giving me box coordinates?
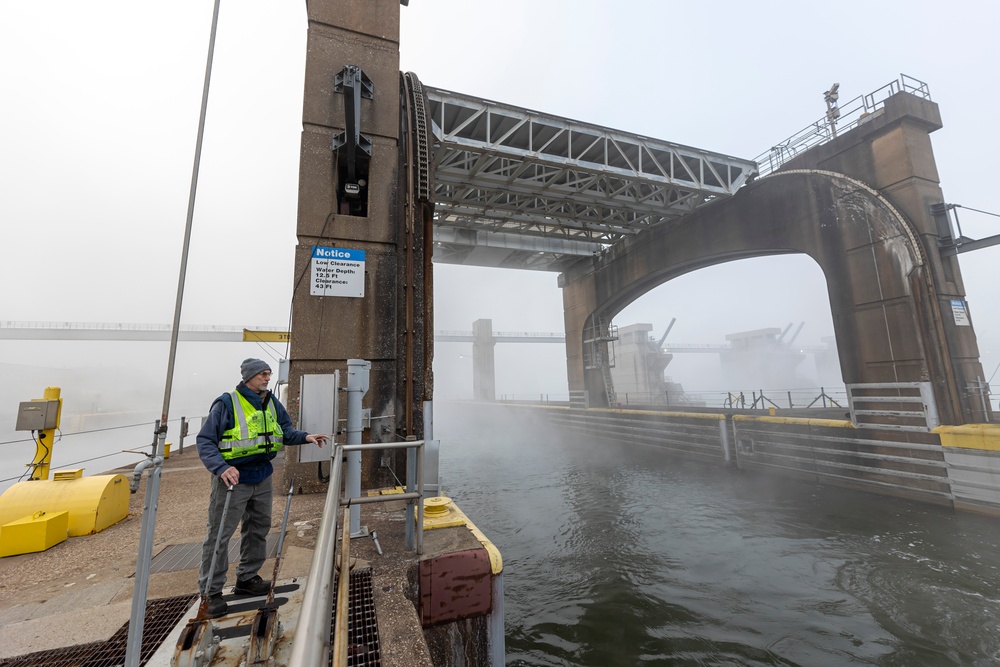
[435,404,1000,666]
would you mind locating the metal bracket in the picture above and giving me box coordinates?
[332,65,373,172]
[932,201,1000,256]
[333,65,373,99]
[173,619,221,667]
[246,607,282,665]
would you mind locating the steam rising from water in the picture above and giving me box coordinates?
[435,401,1000,666]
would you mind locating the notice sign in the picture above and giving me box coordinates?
[951,299,970,326]
[310,246,365,298]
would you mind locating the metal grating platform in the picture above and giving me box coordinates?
[0,594,197,667]
[331,567,381,667]
[148,534,279,574]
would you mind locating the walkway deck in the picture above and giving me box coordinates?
[0,446,433,666]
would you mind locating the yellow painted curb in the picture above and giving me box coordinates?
[420,497,503,574]
[934,424,1000,451]
[592,407,726,420]
[732,415,855,429]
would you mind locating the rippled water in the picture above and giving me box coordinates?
[435,404,1000,666]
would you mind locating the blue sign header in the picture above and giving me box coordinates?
[311,246,365,262]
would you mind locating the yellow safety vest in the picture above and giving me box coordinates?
[219,391,284,460]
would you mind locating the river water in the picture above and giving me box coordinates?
[434,403,1000,666]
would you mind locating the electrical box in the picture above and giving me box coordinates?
[298,372,340,464]
[15,400,59,431]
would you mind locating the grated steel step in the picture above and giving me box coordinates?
[148,534,279,574]
[331,567,381,667]
[0,594,197,667]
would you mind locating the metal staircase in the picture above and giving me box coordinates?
[583,312,619,406]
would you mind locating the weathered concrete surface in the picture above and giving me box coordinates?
[472,318,496,401]
[0,449,436,666]
[285,0,432,495]
[419,529,491,626]
[418,525,493,667]
[561,92,986,425]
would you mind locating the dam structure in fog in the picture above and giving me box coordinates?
[4,74,993,427]
[7,3,1000,667]
[6,71,1000,528]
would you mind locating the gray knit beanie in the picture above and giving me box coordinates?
[241,358,272,382]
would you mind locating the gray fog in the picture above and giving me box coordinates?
[1,1,998,457]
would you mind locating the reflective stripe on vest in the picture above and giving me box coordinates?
[219,391,284,460]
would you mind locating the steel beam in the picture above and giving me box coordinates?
[426,86,757,270]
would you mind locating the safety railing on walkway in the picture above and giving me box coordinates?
[289,439,425,667]
[491,388,852,410]
[721,388,844,410]
[754,74,931,177]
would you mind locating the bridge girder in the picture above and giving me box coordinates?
[426,86,758,271]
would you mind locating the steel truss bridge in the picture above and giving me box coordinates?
[424,75,941,272]
[426,86,757,272]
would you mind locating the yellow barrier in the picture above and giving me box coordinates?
[0,510,69,557]
[0,473,129,537]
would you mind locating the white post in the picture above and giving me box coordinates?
[345,359,370,536]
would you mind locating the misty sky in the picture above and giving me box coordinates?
[2,0,999,404]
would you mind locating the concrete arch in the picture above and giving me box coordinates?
[560,169,983,424]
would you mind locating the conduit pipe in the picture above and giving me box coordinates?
[128,456,163,494]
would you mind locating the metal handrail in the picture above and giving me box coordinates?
[754,74,931,177]
[290,439,425,666]
[288,446,344,667]
[342,440,425,555]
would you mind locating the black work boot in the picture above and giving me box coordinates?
[233,574,270,596]
[206,593,228,618]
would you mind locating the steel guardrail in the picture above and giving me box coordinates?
[754,74,931,177]
[290,439,425,666]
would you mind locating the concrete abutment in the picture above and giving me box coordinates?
[560,92,988,425]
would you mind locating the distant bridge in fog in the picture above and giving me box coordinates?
[0,321,828,353]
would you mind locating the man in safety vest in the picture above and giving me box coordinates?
[196,358,328,617]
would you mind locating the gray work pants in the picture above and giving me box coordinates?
[197,473,273,596]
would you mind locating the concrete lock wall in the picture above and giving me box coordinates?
[540,405,957,511]
[560,92,987,425]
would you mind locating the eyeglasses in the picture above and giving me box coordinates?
[259,372,272,378]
